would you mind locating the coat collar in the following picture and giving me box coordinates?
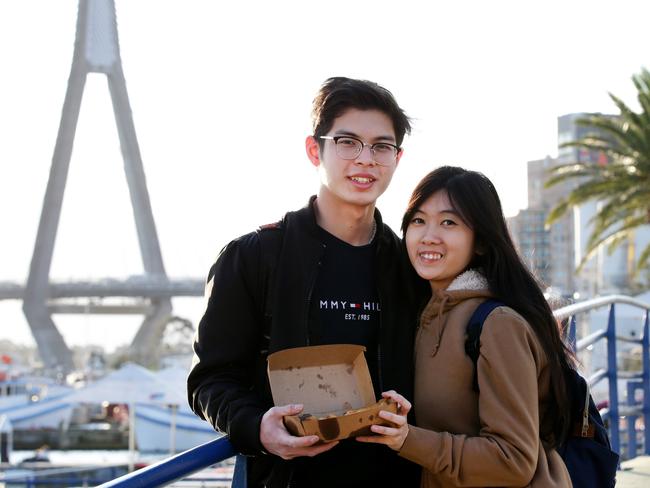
[423,269,493,323]
[446,269,489,291]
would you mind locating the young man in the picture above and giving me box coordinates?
[188,77,426,487]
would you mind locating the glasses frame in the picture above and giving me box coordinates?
[319,135,401,166]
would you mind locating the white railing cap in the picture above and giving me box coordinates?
[553,294,650,320]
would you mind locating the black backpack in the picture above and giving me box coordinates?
[465,299,619,488]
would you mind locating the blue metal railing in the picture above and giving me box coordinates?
[96,294,650,487]
[554,294,650,458]
[97,436,237,487]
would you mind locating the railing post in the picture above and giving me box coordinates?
[642,310,650,455]
[607,304,620,454]
[626,381,639,459]
[232,454,248,488]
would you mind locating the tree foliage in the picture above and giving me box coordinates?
[545,68,650,277]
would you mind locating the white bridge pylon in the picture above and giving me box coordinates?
[23,0,195,372]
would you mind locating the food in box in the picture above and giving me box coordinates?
[267,344,398,442]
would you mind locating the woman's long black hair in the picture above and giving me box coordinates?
[402,166,574,447]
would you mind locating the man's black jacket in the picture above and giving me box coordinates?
[187,197,428,486]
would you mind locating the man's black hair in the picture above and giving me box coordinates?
[312,77,411,148]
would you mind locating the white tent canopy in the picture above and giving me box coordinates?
[67,362,185,405]
[155,365,188,387]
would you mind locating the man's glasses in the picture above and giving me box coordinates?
[319,136,400,166]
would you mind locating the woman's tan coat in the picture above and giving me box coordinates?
[398,271,572,487]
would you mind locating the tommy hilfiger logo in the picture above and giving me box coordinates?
[319,300,381,311]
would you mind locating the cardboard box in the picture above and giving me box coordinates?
[267,344,397,442]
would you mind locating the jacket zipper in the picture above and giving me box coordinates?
[377,295,384,392]
[375,234,385,395]
[303,244,325,346]
[376,276,384,394]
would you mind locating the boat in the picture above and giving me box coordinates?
[134,402,218,453]
[0,362,74,431]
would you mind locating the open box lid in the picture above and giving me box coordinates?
[267,344,376,415]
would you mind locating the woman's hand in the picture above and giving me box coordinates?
[356,390,411,451]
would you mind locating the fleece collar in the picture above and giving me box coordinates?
[422,269,493,328]
[422,269,493,356]
[446,269,489,291]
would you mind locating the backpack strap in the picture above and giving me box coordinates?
[567,368,597,438]
[464,299,505,393]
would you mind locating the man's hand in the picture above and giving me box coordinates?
[260,404,339,460]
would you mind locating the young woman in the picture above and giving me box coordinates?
[358,166,574,487]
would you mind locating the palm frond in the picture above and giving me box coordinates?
[585,224,633,255]
[591,201,648,236]
[561,138,640,162]
[578,114,649,156]
[636,243,650,273]
[607,93,642,128]
[606,233,631,255]
[632,70,650,122]
[546,200,571,225]
[584,216,647,260]
[545,163,599,188]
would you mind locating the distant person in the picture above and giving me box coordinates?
[22,445,50,463]
[188,77,428,487]
[358,166,573,487]
[0,420,10,463]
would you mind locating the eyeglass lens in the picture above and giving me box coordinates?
[335,137,397,165]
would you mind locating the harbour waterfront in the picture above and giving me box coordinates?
[0,358,231,485]
[1,361,218,452]
[2,449,234,487]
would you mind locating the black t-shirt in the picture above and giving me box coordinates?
[291,226,391,487]
[308,226,381,396]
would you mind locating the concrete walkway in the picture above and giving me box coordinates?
[617,456,650,487]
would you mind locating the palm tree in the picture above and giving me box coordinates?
[545,68,650,278]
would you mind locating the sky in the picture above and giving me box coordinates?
[1,0,649,354]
